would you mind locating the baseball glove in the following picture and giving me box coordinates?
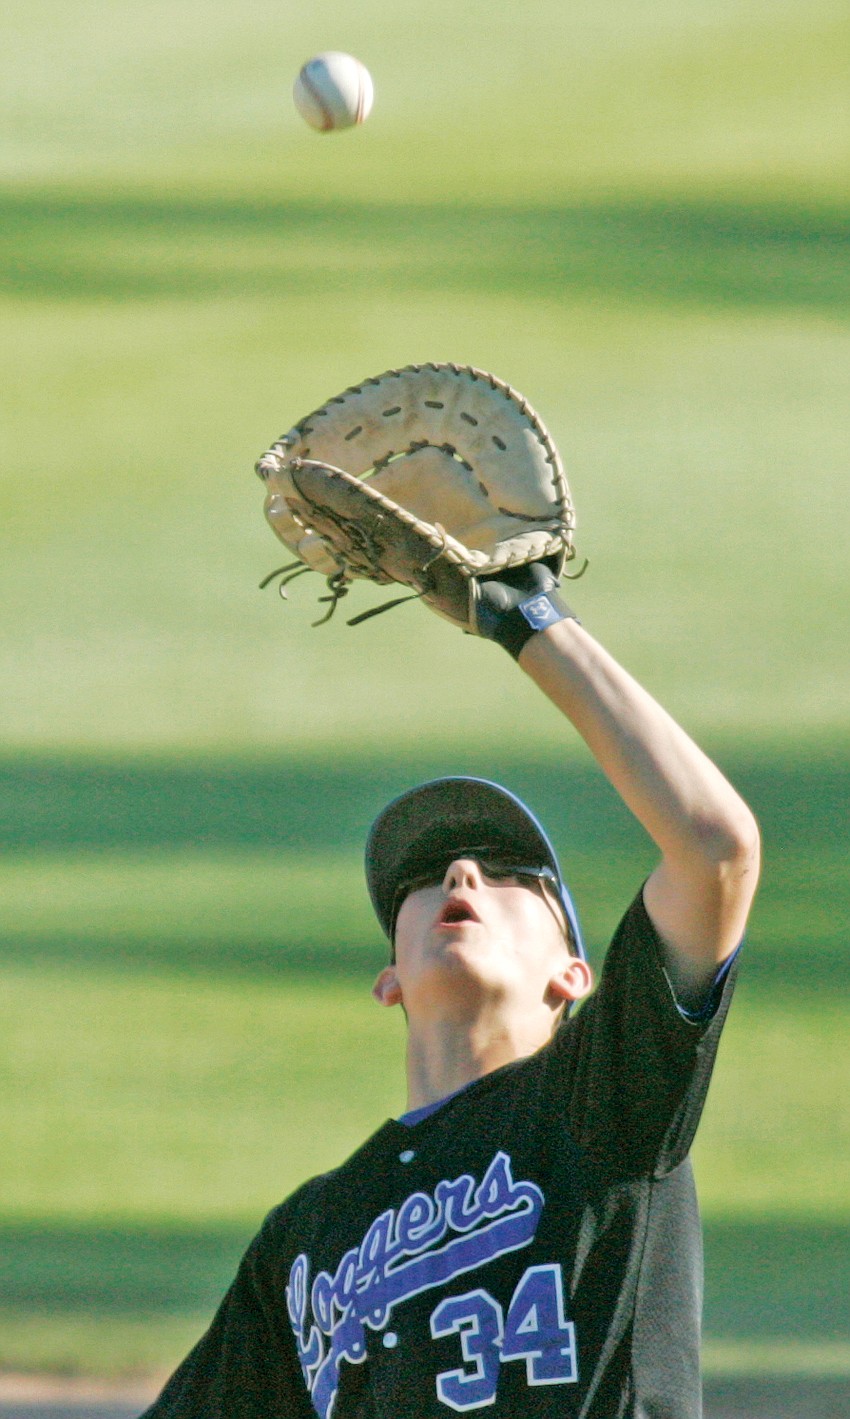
[255,362,579,632]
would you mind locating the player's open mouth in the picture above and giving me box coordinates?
[437,898,481,927]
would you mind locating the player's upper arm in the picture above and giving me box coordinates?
[642,810,760,1007]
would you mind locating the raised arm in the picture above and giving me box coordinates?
[518,617,760,1004]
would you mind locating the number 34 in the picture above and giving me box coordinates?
[429,1263,578,1412]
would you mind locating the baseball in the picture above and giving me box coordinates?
[293,52,374,133]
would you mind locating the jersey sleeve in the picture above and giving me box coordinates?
[554,888,739,1180]
[139,1207,313,1419]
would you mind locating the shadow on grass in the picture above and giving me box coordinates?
[0,751,642,854]
[0,1221,249,1317]
[0,932,383,980]
[1,191,848,311]
[0,748,847,989]
[704,1378,850,1419]
[703,1220,850,1343]
[2,748,846,854]
[1,1216,847,1340]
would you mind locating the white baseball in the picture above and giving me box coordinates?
[293,52,374,133]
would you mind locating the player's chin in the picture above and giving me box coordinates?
[430,921,492,958]
[426,935,511,989]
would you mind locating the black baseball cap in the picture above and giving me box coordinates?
[365,776,585,959]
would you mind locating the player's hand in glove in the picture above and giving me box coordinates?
[254,362,583,643]
[475,562,579,660]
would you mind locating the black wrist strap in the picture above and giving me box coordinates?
[494,590,580,661]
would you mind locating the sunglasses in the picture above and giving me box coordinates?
[390,857,561,942]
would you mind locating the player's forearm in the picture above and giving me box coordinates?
[518,618,760,960]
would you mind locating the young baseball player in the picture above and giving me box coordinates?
[141,578,759,1418]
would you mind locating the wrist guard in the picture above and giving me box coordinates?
[474,563,579,660]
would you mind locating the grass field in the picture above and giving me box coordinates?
[3,1,848,203]
[1,0,848,1387]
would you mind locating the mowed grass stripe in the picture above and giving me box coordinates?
[0,969,406,1222]
[0,838,847,972]
[0,949,846,1222]
[2,1,847,201]
[2,195,848,310]
[2,283,848,752]
[1,1222,848,1379]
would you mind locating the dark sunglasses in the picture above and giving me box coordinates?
[390,858,560,941]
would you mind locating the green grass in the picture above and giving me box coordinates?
[1,961,846,1225]
[1,276,848,752]
[3,193,849,309]
[0,972,405,1223]
[2,1,848,203]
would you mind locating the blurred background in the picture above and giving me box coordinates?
[1,0,848,1411]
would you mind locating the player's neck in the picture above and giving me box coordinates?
[403,1009,553,1111]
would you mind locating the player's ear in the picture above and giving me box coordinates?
[372,965,403,1008]
[547,956,593,1005]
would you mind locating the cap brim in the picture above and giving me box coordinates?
[365,776,584,957]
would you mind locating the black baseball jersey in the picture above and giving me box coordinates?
[141,891,737,1419]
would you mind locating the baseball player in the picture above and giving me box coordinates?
[140,565,760,1418]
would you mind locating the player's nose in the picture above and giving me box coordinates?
[442,858,483,893]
